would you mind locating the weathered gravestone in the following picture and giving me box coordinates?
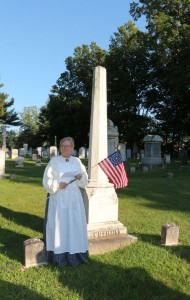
[161,224,179,246]
[23,238,47,268]
[79,147,86,159]
[107,119,119,156]
[11,148,18,159]
[141,135,163,167]
[15,156,24,167]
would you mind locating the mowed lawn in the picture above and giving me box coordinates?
[0,157,190,300]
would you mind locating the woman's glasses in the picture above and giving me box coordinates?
[60,145,72,148]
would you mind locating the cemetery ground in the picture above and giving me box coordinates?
[0,158,190,300]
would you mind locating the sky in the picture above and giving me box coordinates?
[0,0,146,115]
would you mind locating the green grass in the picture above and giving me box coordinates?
[0,157,190,299]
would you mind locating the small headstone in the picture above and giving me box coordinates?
[23,143,28,155]
[32,153,38,161]
[142,166,148,172]
[35,158,41,166]
[15,156,24,167]
[79,147,86,159]
[118,143,126,161]
[161,224,179,246]
[130,167,136,173]
[11,149,18,159]
[6,148,11,158]
[37,147,42,157]
[164,154,171,164]
[165,172,173,178]
[50,146,57,157]
[19,148,26,157]
[23,238,47,268]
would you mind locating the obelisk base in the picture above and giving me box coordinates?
[88,234,137,255]
[82,184,137,254]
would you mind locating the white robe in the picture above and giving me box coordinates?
[43,155,88,254]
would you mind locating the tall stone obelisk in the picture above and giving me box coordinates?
[83,66,136,253]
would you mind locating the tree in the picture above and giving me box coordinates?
[105,21,154,147]
[0,82,21,179]
[130,0,190,151]
[17,106,41,148]
[0,83,21,150]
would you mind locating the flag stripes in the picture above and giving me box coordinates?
[98,150,128,189]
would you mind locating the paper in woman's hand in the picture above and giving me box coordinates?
[61,171,78,183]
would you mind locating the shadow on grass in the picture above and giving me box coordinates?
[0,206,44,234]
[118,174,190,213]
[0,279,49,300]
[55,260,190,300]
[0,228,30,263]
[133,232,190,264]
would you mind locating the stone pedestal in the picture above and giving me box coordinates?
[161,224,179,246]
[23,238,47,268]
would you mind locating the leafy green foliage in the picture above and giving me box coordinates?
[0,83,21,127]
[130,0,190,144]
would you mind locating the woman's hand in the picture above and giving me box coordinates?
[59,181,68,189]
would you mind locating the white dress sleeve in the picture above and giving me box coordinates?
[42,157,60,195]
[76,158,88,189]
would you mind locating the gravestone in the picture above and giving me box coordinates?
[37,147,42,157]
[133,142,138,159]
[23,238,47,268]
[11,148,18,159]
[142,166,148,172]
[19,148,26,157]
[50,146,57,157]
[5,148,10,158]
[161,224,179,246]
[23,143,28,155]
[35,158,41,166]
[117,143,126,161]
[164,154,171,164]
[140,149,145,159]
[28,147,33,156]
[107,119,119,156]
[32,153,38,161]
[141,135,163,167]
[130,167,136,173]
[79,147,86,158]
[15,156,24,167]
[179,149,188,166]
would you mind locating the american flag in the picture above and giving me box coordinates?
[98,150,128,189]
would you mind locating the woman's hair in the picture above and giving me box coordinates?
[59,137,74,148]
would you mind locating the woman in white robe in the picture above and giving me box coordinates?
[43,137,88,267]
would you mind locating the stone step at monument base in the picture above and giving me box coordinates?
[88,234,137,255]
[87,221,127,239]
